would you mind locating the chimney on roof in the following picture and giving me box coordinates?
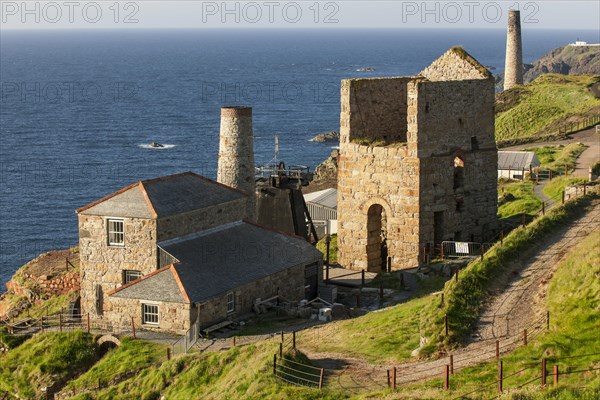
[217,106,256,221]
[504,10,524,90]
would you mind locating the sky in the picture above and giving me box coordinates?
[0,0,599,31]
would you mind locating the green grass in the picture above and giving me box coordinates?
[495,74,600,142]
[297,277,445,363]
[0,331,99,398]
[419,195,596,356]
[542,177,587,202]
[592,160,600,177]
[367,222,600,399]
[526,143,587,172]
[316,234,338,264]
[498,180,542,219]
[66,342,347,400]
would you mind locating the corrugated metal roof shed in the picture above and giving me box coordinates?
[304,188,337,210]
[497,151,541,170]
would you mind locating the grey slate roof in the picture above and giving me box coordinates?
[78,172,246,218]
[498,151,541,170]
[304,188,337,210]
[110,267,187,303]
[155,221,323,303]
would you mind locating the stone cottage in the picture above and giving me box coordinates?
[337,47,498,271]
[77,107,323,335]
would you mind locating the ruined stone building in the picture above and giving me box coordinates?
[337,47,498,272]
[504,10,524,90]
[77,107,322,335]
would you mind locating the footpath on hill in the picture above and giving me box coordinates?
[298,198,600,394]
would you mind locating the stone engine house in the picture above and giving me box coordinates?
[337,47,498,271]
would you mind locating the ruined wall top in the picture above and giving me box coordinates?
[420,47,493,82]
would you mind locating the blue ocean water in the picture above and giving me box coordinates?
[0,28,596,287]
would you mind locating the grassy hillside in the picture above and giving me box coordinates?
[498,180,542,219]
[419,195,595,354]
[0,331,99,399]
[377,230,600,399]
[495,74,600,143]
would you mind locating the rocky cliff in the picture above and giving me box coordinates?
[524,44,599,83]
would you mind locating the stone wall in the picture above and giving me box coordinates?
[340,77,413,145]
[198,263,309,328]
[103,296,193,335]
[416,79,498,245]
[78,215,158,320]
[156,198,247,242]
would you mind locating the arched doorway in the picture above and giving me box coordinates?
[366,204,387,272]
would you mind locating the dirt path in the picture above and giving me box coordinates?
[504,126,600,178]
[299,199,600,394]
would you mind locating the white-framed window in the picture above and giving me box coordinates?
[123,270,142,284]
[142,303,159,325]
[107,219,124,246]
[227,292,235,313]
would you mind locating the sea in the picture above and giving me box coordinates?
[0,28,597,288]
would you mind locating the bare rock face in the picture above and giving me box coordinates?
[313,150,339,182]
[523,45,600,83]
[309,131,340,143]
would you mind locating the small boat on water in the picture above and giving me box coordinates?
[150,142,164,148]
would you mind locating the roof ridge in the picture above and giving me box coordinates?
[158,221,243,247]
[138,181,158,218]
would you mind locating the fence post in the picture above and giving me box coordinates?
[522,213,526,228]
[273,354,277,376]
[392,366,396,390]
[131,317,136,339]
[167,348,171,361]
[59,311,63,333]
[233,336,236,347]
[553,365,559,385]
[562,190,565,205]
[293,331,296,350]
[279,343,283,357]
[87,313,90,334]
[583,183,587,195]
[523,329,528,346]
[444,365,450,390]
[281,331,284,343]
[541,358,547,386]
[449,354,454,375]
[319,368,325,390]
[440,293,444,308]
[542,202,545,216]
[361,270,365,286]
[387,369,390,388]
[495,340,499,359]
[547,311,550,330]
[498,361,503,394]
[564,164,568,177]
[444,314,449,336]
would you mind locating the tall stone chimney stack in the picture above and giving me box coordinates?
[504,10,524,90]
[217,106,256,221]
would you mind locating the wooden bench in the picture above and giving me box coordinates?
[201,320,233,338]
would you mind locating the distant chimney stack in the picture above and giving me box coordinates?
[217,106,256,221]
[504,10,524,90]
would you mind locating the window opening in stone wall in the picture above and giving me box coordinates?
[95,284,103,316]
[123,270,142,284]
[453,156,465,190]
[107,219,124,246]
[366,204,387,272]
[471,136,479,151]
[142,303,159,325]
[227,292,235,313]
